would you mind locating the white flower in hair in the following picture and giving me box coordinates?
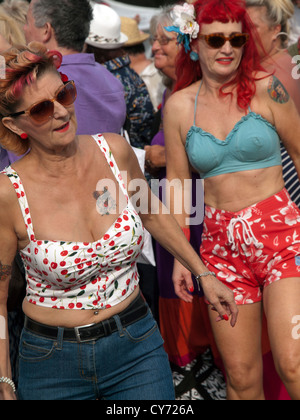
[171,3,200,40]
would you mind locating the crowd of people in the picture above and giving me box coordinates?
[0,0,299,401]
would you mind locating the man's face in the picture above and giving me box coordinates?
[23,0,44,44]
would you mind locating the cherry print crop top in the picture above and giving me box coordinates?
[1,134,145,310]
[185,81,282,179]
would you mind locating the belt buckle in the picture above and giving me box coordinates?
[74,323,95,343]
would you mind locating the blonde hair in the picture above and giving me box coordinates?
[0,42,62,156]
[0,0,29,45]
[246,0,295,46]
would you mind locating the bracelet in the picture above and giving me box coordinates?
[0,377,16,393]
[195,272,216,282]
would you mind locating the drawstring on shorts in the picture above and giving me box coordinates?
[227,216,261,251]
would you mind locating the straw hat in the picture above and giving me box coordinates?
[121,17,150,47]
[86,4,128,50]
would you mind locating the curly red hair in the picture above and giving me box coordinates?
[173,0,266,110]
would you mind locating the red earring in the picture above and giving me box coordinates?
[20,133,28,140]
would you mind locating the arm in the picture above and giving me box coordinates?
[0,178,18,400]
[106,134,238,326]
[264,75,300,178]
[162,94,198,298]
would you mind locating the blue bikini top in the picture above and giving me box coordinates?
[185,81,282,179]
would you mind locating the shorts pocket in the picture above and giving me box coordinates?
[19,329,57,362]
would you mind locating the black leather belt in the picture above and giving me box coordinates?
[24,293,148,343]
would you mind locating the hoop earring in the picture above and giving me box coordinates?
[275,32,290,51]
[190,51,199,62]
[20,133,28,140]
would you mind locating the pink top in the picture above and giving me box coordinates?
[1,134,144,310]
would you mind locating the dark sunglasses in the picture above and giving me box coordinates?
[8,80,77,124]
[199,33,249,49]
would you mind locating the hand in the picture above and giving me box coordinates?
[172,260,238,327]
[144,145,166,173]
[199,276,239,328]
[0,385,17,401]
[172,260,194,303]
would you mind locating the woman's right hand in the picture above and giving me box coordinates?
[172,259,238,327]
[172,259,194,304]
[0,384,17,401]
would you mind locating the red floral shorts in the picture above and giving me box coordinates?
[200,189,300,305]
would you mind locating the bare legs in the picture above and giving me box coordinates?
[209,278,300,400]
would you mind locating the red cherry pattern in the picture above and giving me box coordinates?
[1,134,145,311]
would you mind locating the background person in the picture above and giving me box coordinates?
[0,0,29,170]
[85,3,155,151]
[122,16,164,111]
[24,0,127,135]
[246,0,300,209]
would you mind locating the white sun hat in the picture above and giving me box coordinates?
[86,3,128,49]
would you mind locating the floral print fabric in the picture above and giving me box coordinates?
[201,189,300,305]
[104,55,155,149]
[1,134,145,310]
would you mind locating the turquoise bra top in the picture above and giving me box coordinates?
[185,81,282,179]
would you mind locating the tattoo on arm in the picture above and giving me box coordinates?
[0,261,12,282]
[268,76,290,104]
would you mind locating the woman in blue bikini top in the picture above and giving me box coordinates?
[164,0,300,401]
[185,80,282,180]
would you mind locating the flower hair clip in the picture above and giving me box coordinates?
[165,3,199,53]
[59,72,69,82]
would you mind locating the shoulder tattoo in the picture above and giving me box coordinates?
[0,261,12,282]
[267,76,290,104]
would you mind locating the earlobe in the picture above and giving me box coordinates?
[272,24,282,41]
[1,116,24,137]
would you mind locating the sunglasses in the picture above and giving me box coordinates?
[8,80,77,124]
[199,33,249,49]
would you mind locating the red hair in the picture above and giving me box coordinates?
[173,0,266,110]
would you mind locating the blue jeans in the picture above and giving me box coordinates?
[18,309,175,400]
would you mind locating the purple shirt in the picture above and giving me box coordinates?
[60,53,126,135]
[0,150,19,171]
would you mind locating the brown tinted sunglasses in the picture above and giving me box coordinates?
[199,33,249,49]
[8,80,77,124]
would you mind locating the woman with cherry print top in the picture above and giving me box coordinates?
[0,43,237,401]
